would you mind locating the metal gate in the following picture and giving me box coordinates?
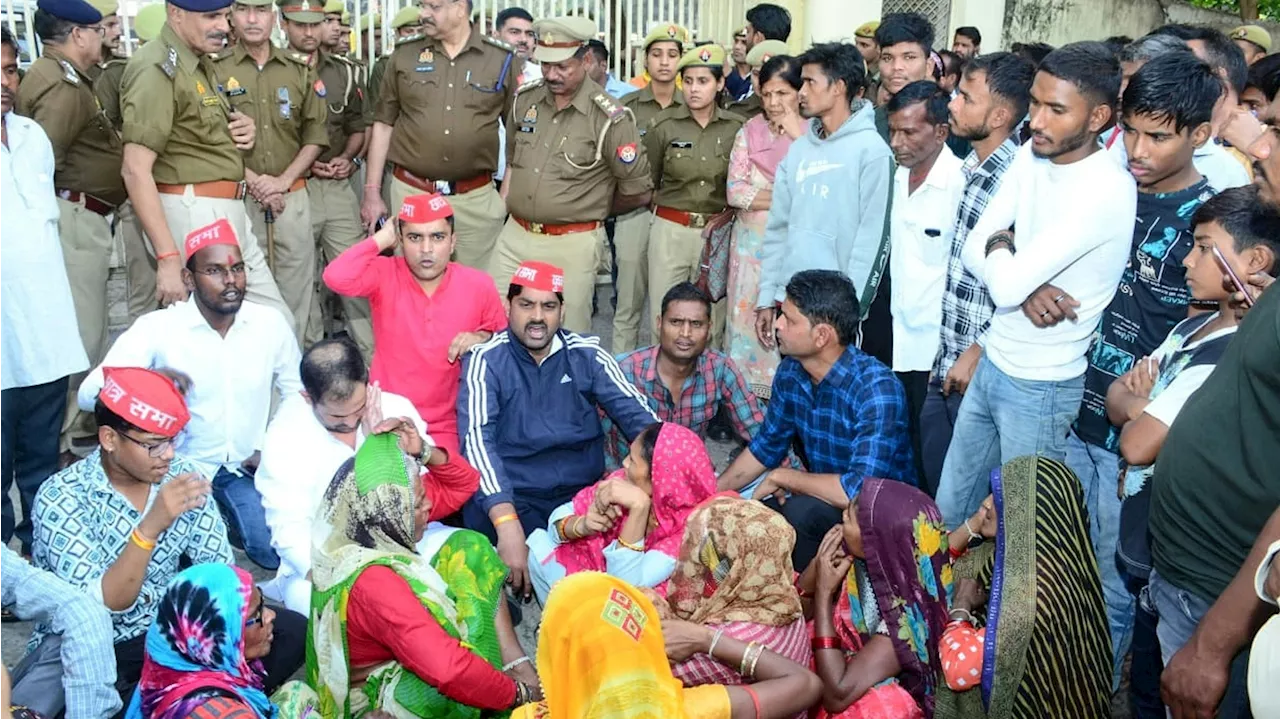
[882,0,952,50]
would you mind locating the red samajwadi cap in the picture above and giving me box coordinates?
[399,193,454,223]
[100,367,190,437]
[184,218,239,258]
[511,260,565,293]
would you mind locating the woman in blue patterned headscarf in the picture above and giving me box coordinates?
[126,563,276,719]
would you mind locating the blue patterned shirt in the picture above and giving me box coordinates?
[749,346,915,497]
[2,546,121,719]
[32,449,234,643]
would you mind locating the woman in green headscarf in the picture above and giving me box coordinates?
[275,431,539,719]
[934,456,1112,719]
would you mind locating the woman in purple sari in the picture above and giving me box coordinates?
[724,55,806,399]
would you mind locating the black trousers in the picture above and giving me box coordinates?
[918,378,964,498]
[858,274,893,369]
[895,370,929,490]
[109,604,307,719]
[462,484,584,544]
[2,376,69,554]
[763,493,844,572]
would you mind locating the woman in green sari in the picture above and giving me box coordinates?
[934,456,1112,719]
[275,432,539,719]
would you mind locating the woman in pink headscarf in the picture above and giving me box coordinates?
[725,54,806,400]
[525,422,722,604]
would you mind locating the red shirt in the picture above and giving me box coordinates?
[346,565,516,710]
[422,450,481,522]
[324,238,507,452]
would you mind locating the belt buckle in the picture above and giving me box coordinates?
[434,180,453,196]
[529,222,545,234]
[690,213,707,229]
[236,181,248,200]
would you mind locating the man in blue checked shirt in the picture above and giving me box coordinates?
[718,270,915,568]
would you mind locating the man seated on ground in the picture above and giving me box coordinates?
[256,338,483,613]
[34,367,306,710]
[602,282,767,471]
[717,270,915,570]
[4,545,119,719]
[458,261,658,601]
[78,219,301,571]
[325,193,507,455]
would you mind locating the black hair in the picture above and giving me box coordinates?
[1119,34,1187,66]
[874,12,934,54]
[300,337,368,403]
[33,9,77,44]
[0,26,15,53]
[963,51,1034,122]
[636,422,662,464]
[938,49,963,80]
[1247,52,1280,101]
[886,79,950,125]
[1103,35,1133,56]
[506,283,564,303]
[1191,185,1280,275]
[954,26,981,47]
[682,62,724,82]
[1037,41,1122,109]
[1151,23,1248,95]
[1122,50,1219,134]
[585,39,609,64]
[784,270,859,346]
[745,3,790,42]
[493,7,532,32]
[659,281,711,317]
[796,42,865,101]
[1011,41,1054,68]
[95,399,147,436]
[759,54,801,89]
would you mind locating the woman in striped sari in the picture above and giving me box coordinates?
[934,456,1112,719]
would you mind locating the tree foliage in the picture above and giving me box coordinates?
[1188,0,1276,21]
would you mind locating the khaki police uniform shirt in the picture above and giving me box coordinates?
[87,57,127,130]
[723,92,763,120]
[18,48,125,205]
[505,77,652,224]
[375,27,521,181]
[120,24,244,185]
[622,83,683,137]
[314,51,366,164]
[210,43,329,178]
[645,104,743,214]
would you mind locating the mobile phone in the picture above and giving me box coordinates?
[375,216,387,231]
[1212,245,1255,307]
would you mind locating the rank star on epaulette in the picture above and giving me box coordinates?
[160,46,178,78]
[59,60,79,84]
[593,93,624,120]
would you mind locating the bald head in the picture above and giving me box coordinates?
[300,338,367,403]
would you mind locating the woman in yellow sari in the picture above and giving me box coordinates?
[514,573,821,719]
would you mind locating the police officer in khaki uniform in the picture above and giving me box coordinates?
[611,22,688,353]
[496,16,653,333]
[365,5,421,111]
[645,44,743,345]
[722,39,784,120]
[119,0,291,326]
[17,0,117,456]
[362,0,520,271]
[211,0,329,344]
[287,0,374,357]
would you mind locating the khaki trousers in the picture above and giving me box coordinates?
[55,197,113,451]
[648,214,727,347]
[117,200,158,322]
[306,177,373,358]
[158,191,292,331]
[610,208,653,354]
[388,175,505,271]
[245,189,313,345]
[488,218,602,334]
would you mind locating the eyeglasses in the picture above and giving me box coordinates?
[117,431,175,458]
[80,25,106,35]
[246,598,265,627]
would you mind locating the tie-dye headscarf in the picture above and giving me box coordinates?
[126,564,273,719]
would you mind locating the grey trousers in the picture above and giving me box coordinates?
[11,635,69,718]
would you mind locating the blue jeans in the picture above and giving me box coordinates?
[211,467,279,570]
[1064,430,1131,690]
[935,355,1084,528]
[1149,569,1253,718]
[1130,584,1167,719]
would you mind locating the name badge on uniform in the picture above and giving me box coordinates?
[517,125,535,133]
[225,76,246,97]
[201,96,221,107]
[277,87,292,119]
[670,141,693,149]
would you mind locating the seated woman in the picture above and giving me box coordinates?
[283,431,539,719]
[799,479,952,719]
[513,572,822,719]
[647,496,812,691]
[126,564,278,719]
[933,457,1112,719]
[526,422,719,603]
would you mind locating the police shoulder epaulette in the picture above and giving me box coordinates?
[515,77,543,94]
[58,59,80,85]
[159,45,179,79]
[721,108,746,124]
[482,34,515,53]
[103,57,127,68]
[395,33,425,47]
[593,91,625,122]
[285,50,312,66]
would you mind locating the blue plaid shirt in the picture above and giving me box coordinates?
[749,346,915,497]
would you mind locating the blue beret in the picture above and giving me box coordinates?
[35,0,102,24]
[166,0,234,12]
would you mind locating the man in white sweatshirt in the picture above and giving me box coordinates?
[935,42,1137,527]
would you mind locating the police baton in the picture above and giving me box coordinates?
[264,206,277,274]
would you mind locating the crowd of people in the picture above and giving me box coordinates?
[2,0,1280,718]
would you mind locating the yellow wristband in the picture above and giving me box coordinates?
[492,513,520,529]
[131,527,157,551]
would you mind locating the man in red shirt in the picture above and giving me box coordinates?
[325,194,507,453]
